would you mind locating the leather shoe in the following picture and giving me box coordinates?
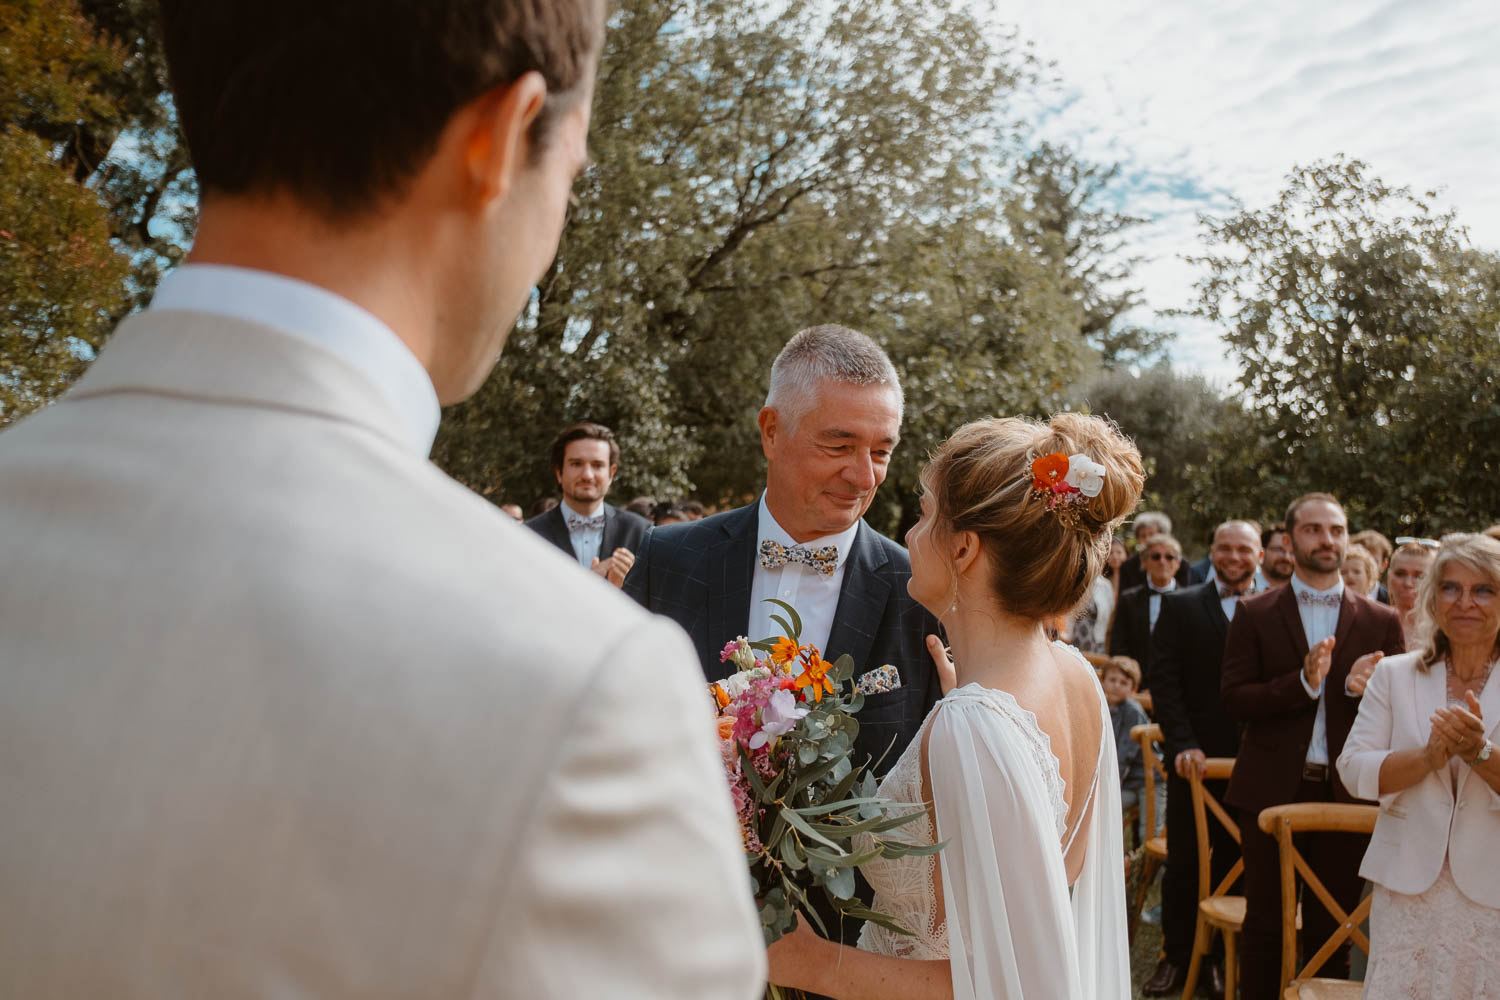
[1206,960,1226,1000]
[1141,957,1185,997]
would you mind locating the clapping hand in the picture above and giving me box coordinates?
[1345,651,1384,696]
[589,547,635,587]
[1303,636,1335,690]
[1431,691,1486,763]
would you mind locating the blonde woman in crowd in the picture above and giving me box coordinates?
[1338,533,1500,998]
[1341,543,1381,598]
[1386,539,1437,648]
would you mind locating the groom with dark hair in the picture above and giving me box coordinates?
[625,325,946,778]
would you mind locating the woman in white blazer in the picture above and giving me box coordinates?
[1338,533,1500,998]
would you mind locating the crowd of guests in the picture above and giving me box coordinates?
[509,413,1500,999]
[1081,502,1500,999]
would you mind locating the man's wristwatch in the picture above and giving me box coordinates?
[1467,740,1494,766]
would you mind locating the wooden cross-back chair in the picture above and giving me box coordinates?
[1257,803,1379,1000]
[1127,722,1168,944]
[1181,758,1243,1000]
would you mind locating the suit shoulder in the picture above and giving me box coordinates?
[1165,581,1213,604]
[1238,586,1285,614]
[863,524,911,568]
[608,505,651,531]
[1353,591,1401,622]
[522,508,557,531]
[1118,583,1148,603]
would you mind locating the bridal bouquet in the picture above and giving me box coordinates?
[710,600,938,952]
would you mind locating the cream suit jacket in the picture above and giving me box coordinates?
[1337,650,1500,907]
[0,309,765,998]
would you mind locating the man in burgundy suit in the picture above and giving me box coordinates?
[1221,493,1404,1000]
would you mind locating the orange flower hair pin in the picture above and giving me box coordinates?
[1029,451,1107,527]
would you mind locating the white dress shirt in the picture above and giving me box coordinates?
[1147,579,1176,632]
[149,264,441,455]
[1291,574,1344,765]
[747,495,860,655]
[560,499,605,569]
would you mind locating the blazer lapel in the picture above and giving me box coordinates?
[1332,589,1359,659]
[540,505,574,557]
[1480,666,1500,741]
[1276,583,1311,659]
[1457,666,1500,799]
[1200,582,1230,643]
[1414,657,1446,740]
[599,503,619,555]
[826,522,891,674]
[705,505,759,668]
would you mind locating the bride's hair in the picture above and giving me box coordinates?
[922,413,1145,620]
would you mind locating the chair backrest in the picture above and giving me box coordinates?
[1129,722,1166,838]
[1257,803,1379,993]
[1134,691,1154,717]
[1188,757,1241,902]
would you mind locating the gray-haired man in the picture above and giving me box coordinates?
[624,324,946,770]
[623,323,945,956]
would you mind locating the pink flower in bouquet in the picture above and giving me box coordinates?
[749,688,808,749]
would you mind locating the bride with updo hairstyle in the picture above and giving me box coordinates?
[768,413,1144,1000]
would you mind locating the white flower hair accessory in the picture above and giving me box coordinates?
[1030,450,1108,527]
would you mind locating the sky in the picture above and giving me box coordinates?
[993,0,1500,385]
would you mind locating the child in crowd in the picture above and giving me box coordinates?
[1102,656,1154,842]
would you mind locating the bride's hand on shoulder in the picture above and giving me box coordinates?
[926,634,956,695]
[767,914,834,992]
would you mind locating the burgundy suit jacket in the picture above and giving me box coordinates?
[1220,583,1404,813]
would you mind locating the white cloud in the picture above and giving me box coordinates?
[993,0,1500,385]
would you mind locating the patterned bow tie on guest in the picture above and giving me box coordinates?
[1219,584,1253,600]
[758,539,839,578]
[1296,590,1342,608]
[566,512,605,533]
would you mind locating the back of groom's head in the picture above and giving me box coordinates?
[159,0,605,222]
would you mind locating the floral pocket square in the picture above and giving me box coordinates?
[856,664,903,695]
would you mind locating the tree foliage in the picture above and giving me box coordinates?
[1181,158,1500,534]
[433,0,1147,530]
[1080,364,1238,549]
[1,0,132,425]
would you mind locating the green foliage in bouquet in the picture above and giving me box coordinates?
[714,599,943,951]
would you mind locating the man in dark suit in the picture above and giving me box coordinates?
[525,422,650,588]
[1119,511,1194,591]
[1221,493,1404,1000]
[623,325,945,966]
[1109,532,1183,691]
[625,326,944,773]
[1140,520,1262,998]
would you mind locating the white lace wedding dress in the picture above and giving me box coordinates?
[856,642,1131,998]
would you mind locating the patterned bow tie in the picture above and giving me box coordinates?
[1296,589,1341,608]
[759,539,839,578]
[566,513,605,533]
[1219,584,1252,600]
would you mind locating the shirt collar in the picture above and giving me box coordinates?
[1148,579,1176,595]
[1290,574,1344,600]
[148,264,441,455]
[757,493,860,570]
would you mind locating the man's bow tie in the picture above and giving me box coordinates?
[1219,584,1252,600]
[759,539,838,578]
[1296,589,1341,608]
[566,512,605,533]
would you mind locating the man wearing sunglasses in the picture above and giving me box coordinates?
[1109,533,1184,692]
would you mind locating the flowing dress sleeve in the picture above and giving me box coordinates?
[927,689,1130,1000]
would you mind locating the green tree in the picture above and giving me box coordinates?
[1,0,132,425]
[434,0,1140,528]
[1183,158,1500,535]
[1078,364,1238,551]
